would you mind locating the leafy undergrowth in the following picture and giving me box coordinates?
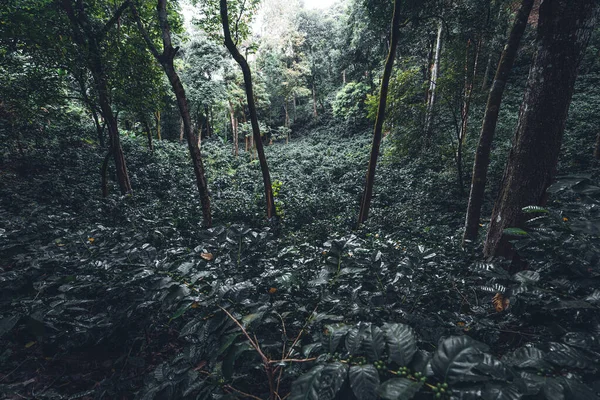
[1,128,600,399]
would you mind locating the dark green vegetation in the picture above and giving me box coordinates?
[2,0,600,399]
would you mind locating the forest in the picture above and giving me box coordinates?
[1,0,600,398]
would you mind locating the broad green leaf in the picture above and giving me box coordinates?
[377,378,422,400]
[430,336,489,384]
[363,324,385,362]
[382,323,417,366]
[349,364,379,400]
[290,362,347,400]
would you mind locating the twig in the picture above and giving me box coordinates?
[269,358,317,364]
[224,384,263,400]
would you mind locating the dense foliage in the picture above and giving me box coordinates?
[2,0,600,399]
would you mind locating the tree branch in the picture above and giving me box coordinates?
[129,2,162,60]
[97,0,131,41]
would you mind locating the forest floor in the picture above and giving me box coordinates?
[1,125,600,399]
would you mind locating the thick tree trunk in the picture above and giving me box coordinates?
[462,0,535,245]
[483,0,598,259]
[130,0,212,227]
[220,0,276,221]
[357,0,403,227]
[424,21,443,146]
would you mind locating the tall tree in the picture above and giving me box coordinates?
[60,0,133,195]
[220,0,277,221]
[357,0,403,227]
[462,0,535,245]
[130,0,212,227]
[483,0,599,260]
[423,21,443,145]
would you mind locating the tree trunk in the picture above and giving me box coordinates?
[179,116,184,143]
[228,100,238,156]
[462,0,535,245]
[130,0,212,227]
[220,0,276,221]
[101,150,111,197]
[483,0,598,259]
[459,36,482,145]
[144,119,153,152]
[594,132,600,159]
[312,82,318,117]
[357,0,403,227]
[154,110,161,140]
[424,21,443,146]
[61,0,132,195]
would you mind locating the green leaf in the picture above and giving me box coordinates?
[503,346,549,370]
[363,324,385,362]
[345,323,367,355]
[503,228,528,237]
[326,324,350,353]
[513,270,540,283]
[289,362,347,400]
[223,342,253,380]
[377,378,422,400]
[381,323,417,366]
[170,302,192,320]
[430,336,489,384]
[349,364,379,400]
[522,206,549,213]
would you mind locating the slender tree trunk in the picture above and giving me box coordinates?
[131,0,212,227]
[594,133,600,159]
[220,0,276,221]
[144,119,153,152]
[312,81,318,117]
[101,149,111,197]
[481,53,493,91]
[459,36,482,145]
[424,21,443,145]
[61,0,132,195]
[179,116,184,143]
[357,0,403,227]
[483,0,598,260]
[342,70,346,84]
[228,100,238,156]
[462,0,535,245]
[154,110,161,140]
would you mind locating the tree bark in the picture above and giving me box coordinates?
[357,0,403,227]
[312,81,318,117]
[228,101,238,156]
[154,110,161,140]
[144,119,153,152]
[61,0,132,195]
[424,21,443,146]
[483,0,598,259]
[462,0,535,245]
[131,0,212,227]
[220,0,276,221]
